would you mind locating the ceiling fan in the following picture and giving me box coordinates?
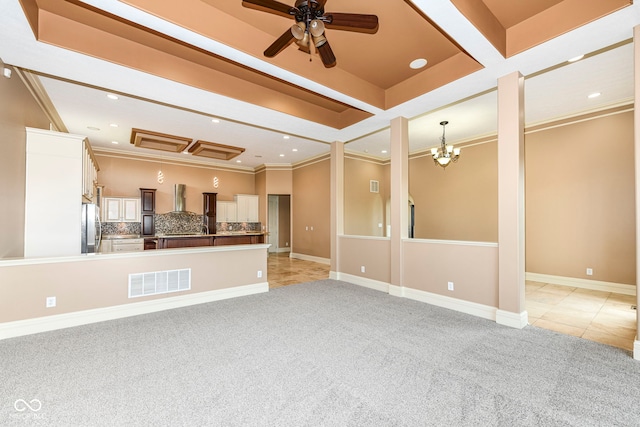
[242,0,379,68]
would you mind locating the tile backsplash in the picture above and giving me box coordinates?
[102,213,261,236]
[101,222,141,235]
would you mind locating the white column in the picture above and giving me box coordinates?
[330,141,344,278]
[389,117,409,296]
[633,26,640,360]
[496,71,528,328]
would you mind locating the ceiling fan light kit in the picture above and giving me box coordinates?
[243,0,378,68]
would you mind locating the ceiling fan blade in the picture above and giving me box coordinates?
[325,13,379,34]
[316,0,328,9]
[317,40,336,68]
[242,0,295,17]
[264,29,296,57]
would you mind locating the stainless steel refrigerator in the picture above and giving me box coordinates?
[81,203,101,254]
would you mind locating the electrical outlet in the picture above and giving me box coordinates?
[586,268,593,276]
[285,242,289,247]
[257,270,262,278]
[46,296,56,308]
[360,266,365,273]
[447,282,454,291]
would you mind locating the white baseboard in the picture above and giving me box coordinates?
[269,247,291,253]
[496,309,529,329]
[635,338,640,361]
[389,284,404,297]
[334,272,389,293]
[401,287,497,322]
[0,282,269,341]
[526,272,636,296]
[289,252,330,264]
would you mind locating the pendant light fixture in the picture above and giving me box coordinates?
[431,121,460,169]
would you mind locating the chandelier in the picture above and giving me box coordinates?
[431,121,460,168]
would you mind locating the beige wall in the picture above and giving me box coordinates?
[266,169,293,194]
[338,236,391,283]
[0,246,268,324]
[278,195,291,249]
[403,240,499,307]
[0,66,51,258]
[255,169,266,224]
[525,110,635,285]
[409,141,498,242]
[292,158,331,258]
[96,155,255,214]
[344,157,390,237]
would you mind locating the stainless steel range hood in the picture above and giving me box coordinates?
[174,184,186,212]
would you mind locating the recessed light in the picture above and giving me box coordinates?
[381,150,388,154]
[292,148,298,152]
[106,94,118,100]
[588,92,601,99]
[109,123,118,128]
[568,54,585,63]
[255,155,262,158]
[111,141,119,145]
[236,160,242,163]
[409,58,427,69]
[182,151,190,154]
[279,154,285,157]
[283,135,290,139]
[211,119,220,123]
[87,126,100,131]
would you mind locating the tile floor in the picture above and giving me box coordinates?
[267,252,330,288]
[526,281,637,351]
[266,254,637,352]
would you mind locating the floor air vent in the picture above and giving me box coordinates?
[128,269,191,298]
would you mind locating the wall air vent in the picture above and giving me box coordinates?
[128,268,191,298]
[370,180,379,193]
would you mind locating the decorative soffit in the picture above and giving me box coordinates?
[18,0,631,129]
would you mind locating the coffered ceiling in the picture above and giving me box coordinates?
[0,0,637,168]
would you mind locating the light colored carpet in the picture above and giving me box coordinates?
[1,279,639,426]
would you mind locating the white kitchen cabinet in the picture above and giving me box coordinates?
[235,194,259,222]
[216,201,237,222]
[24,128,100,258]
[103,197,140,222]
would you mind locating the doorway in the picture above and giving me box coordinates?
[267,195,291,254]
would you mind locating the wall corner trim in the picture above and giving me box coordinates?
[496,309,528,329]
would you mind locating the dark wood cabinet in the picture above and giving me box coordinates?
[157,236,214,249]
[140,188,156,238]
[214,235,252,246]
[144,238,157,250]
[202,192,217,234]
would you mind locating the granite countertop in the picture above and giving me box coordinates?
[103,232,264,240]
[155,232,264,238]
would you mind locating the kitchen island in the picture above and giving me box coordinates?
[154,232,265,249]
